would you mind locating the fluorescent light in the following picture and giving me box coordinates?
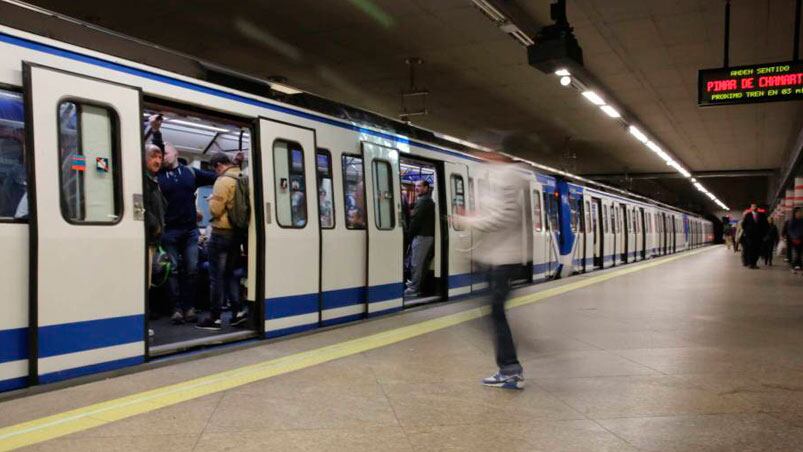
[167,119,230,133]
[270,82,303,95]
[706,192,716,200]
[645,140,662,153]
[555,68,571,77]
[559,76,572,86]
[600,105,621,118]
[677,167,691,178]
[582,90,606,106]
[666,159,678,168]
[693,182,705,191]
[691,178,697,183]
[628,125,648,143]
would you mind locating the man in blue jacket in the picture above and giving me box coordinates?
[150,114,217,324]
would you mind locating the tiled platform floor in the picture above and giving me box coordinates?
[2,246,802,451]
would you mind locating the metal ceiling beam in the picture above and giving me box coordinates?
[583,169,777,181]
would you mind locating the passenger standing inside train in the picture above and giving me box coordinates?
[405,180,435,297]
[149,114,218,324]
[788,208,803,272]
[197,153,248,330]
[144,144,167,285]
[454,161,525,390]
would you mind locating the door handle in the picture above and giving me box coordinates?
[133,194,145,221]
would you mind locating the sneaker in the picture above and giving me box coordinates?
[230,310,248,327]
[148,328,155,337]
[404,287,419,297]
[195,317,222,331]
[170,310,184,325]
[481,371,524,390]
[184,308,198,323]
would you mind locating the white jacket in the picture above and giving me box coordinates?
[462,164,528,266]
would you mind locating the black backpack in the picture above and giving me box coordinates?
[225,174,250,230]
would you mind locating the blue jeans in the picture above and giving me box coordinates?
[208,230,243,318]
[161,227,199,312]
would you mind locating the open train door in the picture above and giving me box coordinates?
[362,142,403,316]
[24,63,145,384]
[444,162,471,297]
[257,118,320,337]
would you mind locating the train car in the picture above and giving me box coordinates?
[0,21,712,394]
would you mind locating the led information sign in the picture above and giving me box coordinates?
[698,61,803,106]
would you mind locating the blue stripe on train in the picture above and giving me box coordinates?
[39,314,143,358]
[0,377,27,393]
[39,355,144,385]
[0,327,26,364]
[265,282,404,320]
[448,273,473,289]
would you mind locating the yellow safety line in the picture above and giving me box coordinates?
[0,247,716,450]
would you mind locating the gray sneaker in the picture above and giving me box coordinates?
[170,310,184,325]
[482,371,524,390]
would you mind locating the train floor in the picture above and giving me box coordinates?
[1,246,802,451]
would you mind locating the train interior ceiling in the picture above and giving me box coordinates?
[142,104,258,354]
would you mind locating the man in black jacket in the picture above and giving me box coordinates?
[405,180,435,297]
[144,144,167,285]
[741,203,768,269]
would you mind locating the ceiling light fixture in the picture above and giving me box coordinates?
[628,125,648,143]
[559,76,572,86]
[581,90,606,106]
[555,68,571,77]
[600,105,621,118]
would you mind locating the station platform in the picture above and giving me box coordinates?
[1,246,801,451]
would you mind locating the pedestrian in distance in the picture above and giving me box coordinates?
[762,217,779,266]
[788,207,803,272]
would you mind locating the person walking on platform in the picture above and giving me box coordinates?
[405,180,435,297]
[150,114,218,324]
[762,217,780,266]
[788,208,803,272]
[454,161,526,390]
[741,204,767,269]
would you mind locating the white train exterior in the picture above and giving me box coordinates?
[0,24,713,394]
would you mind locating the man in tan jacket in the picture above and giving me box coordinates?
[197,153,247,330]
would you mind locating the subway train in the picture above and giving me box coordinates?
[0,21,713,394]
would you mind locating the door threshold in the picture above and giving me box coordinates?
[149,330,258,357]
[404,295,441,307]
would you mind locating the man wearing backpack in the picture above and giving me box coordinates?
[197,152,249,330]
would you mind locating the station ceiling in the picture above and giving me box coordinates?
[10,0,803,214]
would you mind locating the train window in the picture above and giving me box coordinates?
[342,155,366,229]
[315,149,334,229]
[450,174,466,231]
[372,160,395,230]
[273,139,307,228]
[58,101,121,224]
[533,189,543,231]
[585,201,591,233]
[467,177,475,212]
[569,197,579,233]
[0,89,27,220]
[602,205,608,233]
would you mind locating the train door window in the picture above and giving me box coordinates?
[602,205,608,233]
[58,101,121,224]
[0,89,27,220]
[569,197,579,233]
[342,155,366,229]
[372,160,395,230]
[467,177,475,212]
[315,149,335,229]
[273,140,307,228]
[450,175,466,230]
[585,201,591,233]
[533,189,543,231]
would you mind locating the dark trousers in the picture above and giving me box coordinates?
[487,264,522,375]
[792,241,803,268]
[208,229,243,318]
[162,227,200,311]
